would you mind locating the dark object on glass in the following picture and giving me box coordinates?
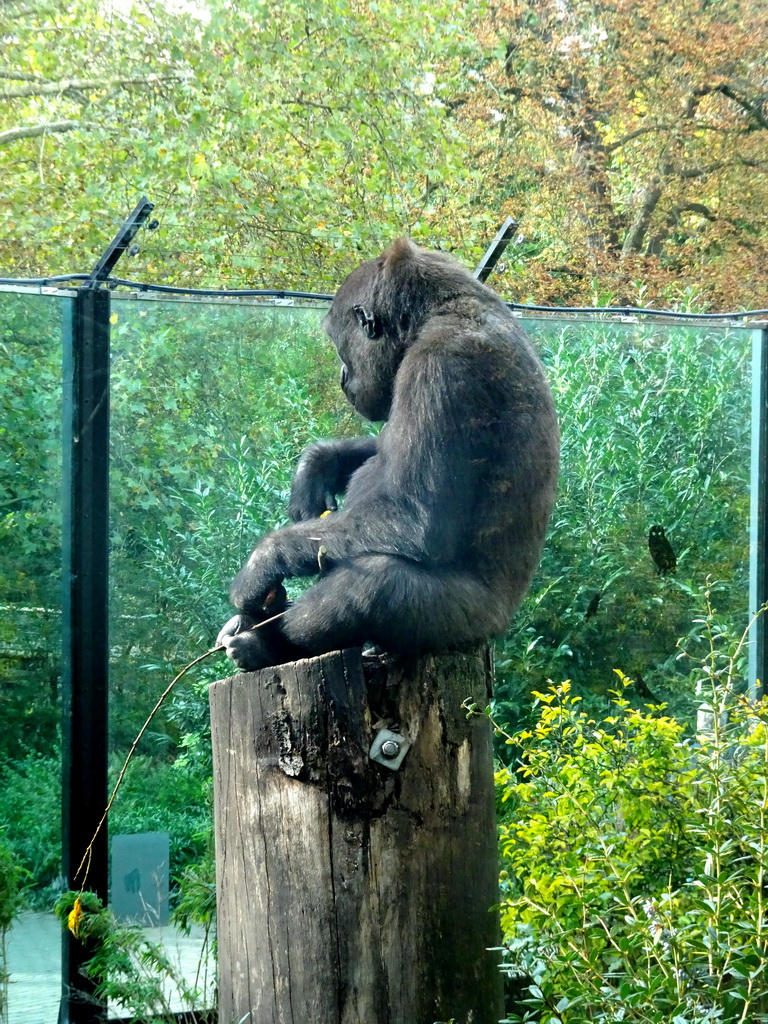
[584,591,602,620]
[648,524,677,575]
[633,673,662,705]
[218,239,560,671]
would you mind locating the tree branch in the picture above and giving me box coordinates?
[621,157,727,256]
[0,70,190,99]
[738,155,768,170]
[283,97,336,113]
[0,120,90,146]
[645,202,718,256]
[678,161,726,179]
[674,202,717,221]
[0,69,49,83]
[693,82,768,131]
[604,124,672,153]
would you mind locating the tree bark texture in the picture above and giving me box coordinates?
[209,646,503,1024]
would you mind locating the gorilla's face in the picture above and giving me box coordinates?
[323,258,402,423]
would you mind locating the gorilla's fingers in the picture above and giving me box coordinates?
[216,613,256,647]
[223,631,271,672]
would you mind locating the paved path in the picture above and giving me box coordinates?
[6,910,215,1023]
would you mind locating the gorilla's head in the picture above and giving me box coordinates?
[323,238,480,422]
[322,256,391,421]
[323,249,400,422]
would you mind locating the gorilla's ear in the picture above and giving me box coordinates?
[383,237,419,270]
[380,237,421,298]
[354,305,383,340]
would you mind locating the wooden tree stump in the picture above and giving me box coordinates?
[209,646,503,1024]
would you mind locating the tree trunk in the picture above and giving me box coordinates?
[621,176,664,255]
[209,646,503,1024]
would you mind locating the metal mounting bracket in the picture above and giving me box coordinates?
[369,729,410,770]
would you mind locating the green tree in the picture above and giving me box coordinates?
[0,0,478,286]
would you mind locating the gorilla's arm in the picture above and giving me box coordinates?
[287,436,378,521]
[229,493,425,616]
[229,349,483,618]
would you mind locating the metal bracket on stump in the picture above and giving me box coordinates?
[369,728,410,770]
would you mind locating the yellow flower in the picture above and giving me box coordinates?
[67,897,84,938]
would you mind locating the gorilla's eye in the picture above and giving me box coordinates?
[353,305,383,340]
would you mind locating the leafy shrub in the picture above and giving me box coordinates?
[108,753,212,887]
[0,755,61,898]
[497,623,768,1022]
[0,832,26,1024]
[54,886,214,1023]
[0,750,210,905]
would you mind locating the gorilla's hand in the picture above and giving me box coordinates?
[217,584,290,670]
[219,624,274,672]
[288,473,337,523]
[288,437,378,522]
[216,612,257,649]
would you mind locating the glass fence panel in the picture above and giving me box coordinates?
[106,296,352,1018]
[0,289,68,1024]
[106,300,754,1014]
[498,315,754,736]
[0,284,756,1022]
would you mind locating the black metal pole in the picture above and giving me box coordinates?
[86,196,155,283]
[59,197,154,1024]
[60,288,110,1024]
[473,216,518,283]
[749,327,768,699]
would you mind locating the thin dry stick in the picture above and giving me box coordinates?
[74,611,286,889]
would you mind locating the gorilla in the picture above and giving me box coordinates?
[217,238,559,671]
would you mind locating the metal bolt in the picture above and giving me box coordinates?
[380,739,400,759]
[369,728,409,770]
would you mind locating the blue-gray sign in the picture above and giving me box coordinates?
[111,832,170,926]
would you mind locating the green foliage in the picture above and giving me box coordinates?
[54,887,214,1022]
[0,0,480,287]
[108,755,212,885]
[0,756,61,902]
[494,318,752,738]
[0,749,210,907]
[0,833,27,1024]
[0,833,26,935]
[3,0,768,308]
[0,293,64,761]
[497,610,768,1022]
[173,851,216,939]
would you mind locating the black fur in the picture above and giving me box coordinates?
[217,239,560,671]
